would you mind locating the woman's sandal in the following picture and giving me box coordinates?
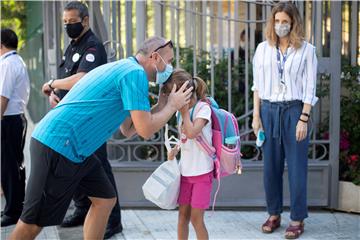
[285,222,304,239]
[261,216,281,233]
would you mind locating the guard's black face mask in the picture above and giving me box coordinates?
[64,22,84,39]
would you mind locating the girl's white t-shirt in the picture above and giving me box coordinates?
[178,103,214,177]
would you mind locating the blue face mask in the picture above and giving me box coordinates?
[155,54,173,85]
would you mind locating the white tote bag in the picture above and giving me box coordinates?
[142,159,180,209]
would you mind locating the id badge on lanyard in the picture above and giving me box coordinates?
[276,47,288,94]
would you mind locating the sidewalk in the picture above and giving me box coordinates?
[1,112,359,240]
[59,209,359,240]
[1,208,359,239]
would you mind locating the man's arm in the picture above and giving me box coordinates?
[0,63,14,118]
[130,83,193,140]
[151,88,168,114]
[120,89,168,137]
[42,72,86,96]
[120,103,169,139]
[120,102,166,138]
[0,96,9,119]
[120,117,136,138]
[50,72,86,90]
[130,105,175,140]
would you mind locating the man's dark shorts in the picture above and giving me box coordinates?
[20,138,116,227]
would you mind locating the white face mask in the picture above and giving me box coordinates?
[154,54,173,85]
[275,23,291,38]
[164,124,180,152]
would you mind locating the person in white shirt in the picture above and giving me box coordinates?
[251,2,318,239]
[163,69,213,240]
[0,28,30,227]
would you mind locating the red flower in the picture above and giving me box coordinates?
[346,154,359,166]
[350,154,359,163]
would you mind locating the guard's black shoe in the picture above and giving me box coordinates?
[104,222,123,239]
[60,210,87,227]
[1,215,18,227]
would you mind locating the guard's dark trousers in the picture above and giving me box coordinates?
[1,114,27,219]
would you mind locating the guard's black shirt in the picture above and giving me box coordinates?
[56,29,107,99]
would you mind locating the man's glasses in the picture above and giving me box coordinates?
[153,40,173,52]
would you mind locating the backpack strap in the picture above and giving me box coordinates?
[190,101,217,160]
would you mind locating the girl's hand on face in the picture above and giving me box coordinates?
[179,104,189,117]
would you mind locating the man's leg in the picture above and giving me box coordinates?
[83,197,116,239]
[78,153,118,239]
[95,144,122,226]
[8,220,42,240]
[61,143,123,233]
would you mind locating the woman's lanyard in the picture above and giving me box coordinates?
[276,45,289,85]
[275,44,290,96]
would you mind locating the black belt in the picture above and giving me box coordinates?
[2,113,25,120]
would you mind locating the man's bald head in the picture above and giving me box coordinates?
[135,36,174,83]
[136,36,168,56]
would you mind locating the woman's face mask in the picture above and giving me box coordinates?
[155,54,173,85]
[274,23,291,38]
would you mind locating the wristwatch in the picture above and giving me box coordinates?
[47,79,56,90]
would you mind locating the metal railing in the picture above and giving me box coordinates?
[37,0,347,208]
[102,1,338,166]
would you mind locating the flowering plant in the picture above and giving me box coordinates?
[338,65,360,185]
[339,131,360,185]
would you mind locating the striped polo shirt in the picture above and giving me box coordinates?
[32,57,150,163]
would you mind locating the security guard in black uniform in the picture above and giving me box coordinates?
[41,2,122,238]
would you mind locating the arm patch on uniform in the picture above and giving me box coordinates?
[85,53,95,62]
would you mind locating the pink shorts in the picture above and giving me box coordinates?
[177,171,213,209]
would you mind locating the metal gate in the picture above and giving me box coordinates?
[28,0,358,208]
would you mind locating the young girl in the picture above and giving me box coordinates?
[164,69,213,240]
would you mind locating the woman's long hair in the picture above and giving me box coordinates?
[265,2,304,49]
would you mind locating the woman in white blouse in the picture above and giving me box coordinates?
[251,2,317,239]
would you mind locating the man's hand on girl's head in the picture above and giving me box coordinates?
[167,81,193,111]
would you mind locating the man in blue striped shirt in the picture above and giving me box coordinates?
[9,37,193,240]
